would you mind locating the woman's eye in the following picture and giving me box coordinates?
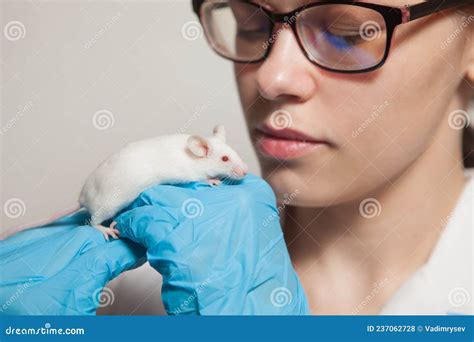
[222,156,229,162]
[328,28,363,40]
[322,28,365,50]
[236,24,269,38]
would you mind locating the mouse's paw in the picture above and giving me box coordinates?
[109,221,120,237]
[94,224,120,241]
[207,178,221,187]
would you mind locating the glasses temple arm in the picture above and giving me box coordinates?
[407,0,467,21]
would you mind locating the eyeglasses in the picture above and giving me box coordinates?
[192,0,467,74]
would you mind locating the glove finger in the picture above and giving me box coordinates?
[126,174,272,212]
[0,226,106,285]
[34,239,146,315]
[124,182,212,211]
[114,205,179,248]
[69,238,146,286]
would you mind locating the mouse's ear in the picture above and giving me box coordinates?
[213,124,226,142]
[187,135,210,158]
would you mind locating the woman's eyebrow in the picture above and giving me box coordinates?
[249,0,422,9]
[248,0,321,12]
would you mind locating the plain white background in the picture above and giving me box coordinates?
[1,0,260,232]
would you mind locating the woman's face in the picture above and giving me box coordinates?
[235,0,473,206]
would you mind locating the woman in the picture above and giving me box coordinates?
[189,0,474,314]
[1,0,472,315]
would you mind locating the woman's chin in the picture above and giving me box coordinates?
[261,169,327,207]
[260,165,370,208]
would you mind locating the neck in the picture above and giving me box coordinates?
[283,114,468,313]
[285,157,466,269]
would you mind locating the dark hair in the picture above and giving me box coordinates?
[462,5,474,168]
[463,122,473,168]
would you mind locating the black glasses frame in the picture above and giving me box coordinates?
[192,0,468,74]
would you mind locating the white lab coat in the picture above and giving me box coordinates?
[380,167,473,315]
[98,168,474,315]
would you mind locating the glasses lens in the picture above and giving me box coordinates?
[201,0,272,62]
[296,5,387,71]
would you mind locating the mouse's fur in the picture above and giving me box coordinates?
[80,125,247,226]
[1,125,248,241]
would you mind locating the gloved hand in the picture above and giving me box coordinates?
[0,211,146,315]
[114,174,310,315]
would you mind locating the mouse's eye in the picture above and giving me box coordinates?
[221,156,229,162]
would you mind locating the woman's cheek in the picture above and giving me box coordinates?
[234,64,258,111]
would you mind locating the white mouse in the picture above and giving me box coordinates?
[1,125,248,240]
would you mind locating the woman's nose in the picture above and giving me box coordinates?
[256,25,317,102]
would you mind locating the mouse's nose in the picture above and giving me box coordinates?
[232,165,248,178]
[242,164,249,176]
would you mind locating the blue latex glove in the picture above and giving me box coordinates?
[114,174,310,315]
[0,211,146,315]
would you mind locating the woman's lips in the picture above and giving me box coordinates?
[255,124,330,160]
